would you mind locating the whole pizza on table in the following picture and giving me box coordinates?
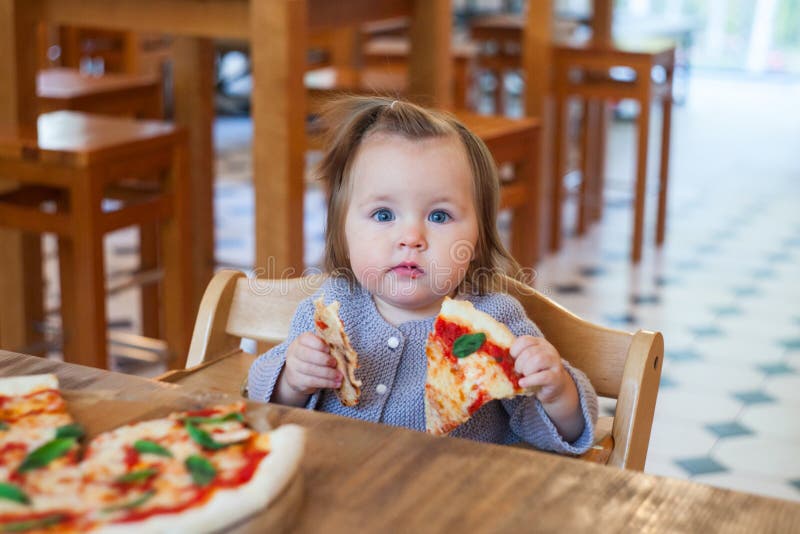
[0,374,304,533]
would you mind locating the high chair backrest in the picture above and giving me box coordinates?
[188,270,663,471]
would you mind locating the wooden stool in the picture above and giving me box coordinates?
[38,67,165,341]
[0,111,193,369]
[305,69,542,267]
[551,39,676,262]
[37,68,162,119]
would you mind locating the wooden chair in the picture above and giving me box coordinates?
[180,269,663,471]
[0,111,194,370]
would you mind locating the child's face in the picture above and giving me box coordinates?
[344,133,479,319]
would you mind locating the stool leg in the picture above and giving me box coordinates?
[160,142,194,369]
[0,232,45,355]
[139,224,161,339]
[64,177,108,368]
[657,83,673,246]
[593,101,609,222]
[550,92,566,252]
[632,95,651,263]
[494,69,504,114]
[578,98,594,236]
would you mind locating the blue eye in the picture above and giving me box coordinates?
[371,208,395,222]
[428,210,451,224]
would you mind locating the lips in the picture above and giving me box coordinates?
[390,262,424,279]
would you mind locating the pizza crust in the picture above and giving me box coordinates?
[0,373,59,396]
[96,424,306,534]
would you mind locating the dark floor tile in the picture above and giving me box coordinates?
[655,275,679,288]
[751,268,776,280]
[224,204,254,217]
[631,294,661,305]
[790,479,800,492]
[766,251,792,263]
[675,456,729,477]
[659,374,678,389]
[732,390,776,405]
[778,338,800,351]
[731,286,760,298]
[696,244,720,255]
[553,283,584,295]
[711,305,743,317]
[108,318,133,330]
[112,245,140,256]
[782,237,800,248]
[675,260,703,271]
[757,362,796,376]
[667,348,702,363]
[217,238,246,250]
[604,313,638,326]
[578,265,606,277]
[705,421,754,439]
[690,325,725,338]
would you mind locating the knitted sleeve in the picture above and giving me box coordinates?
[480,293,599,454]
[247,295,317,403]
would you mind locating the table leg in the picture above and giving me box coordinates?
[409,0,452,108]
[172,36,215,309]
[0,0,45,355]
[250,0,307,277]
[550,92,565,253]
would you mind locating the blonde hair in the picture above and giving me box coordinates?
[317,96,520,294]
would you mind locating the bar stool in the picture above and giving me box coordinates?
[0,111,193,369]
[37,66,165,342]
[551,39,676,262]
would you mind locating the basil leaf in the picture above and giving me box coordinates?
[183,412,243,425]
[102,490,156,514]
[116,468,158,484]
[1,514,66,532]
[0,483,30,505]
[0,421,8,431]
[185,422,226,450]
[453,333,486,358]
[17,437,76,473]
[185,455,216,487]
[55,423,84,440]
[133,440,173,458]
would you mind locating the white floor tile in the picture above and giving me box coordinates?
[654,390,743,424]
[738,403,800,442]
[647,416,717,458]
[693,472,800,503]
[713,436,800,479]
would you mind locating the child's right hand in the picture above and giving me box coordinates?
[275,333,342,405]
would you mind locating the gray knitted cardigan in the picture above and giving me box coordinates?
[248,276,599,454]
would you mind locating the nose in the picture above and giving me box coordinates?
[398,223,427,251]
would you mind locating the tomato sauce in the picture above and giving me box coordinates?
[433,318,522,388]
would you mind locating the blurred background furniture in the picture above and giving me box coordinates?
[0,111,193,369]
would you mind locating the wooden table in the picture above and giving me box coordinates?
[5,350,794,532]
[0,0,451,358]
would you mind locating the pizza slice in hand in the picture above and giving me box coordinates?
[314,297,363,406]
[425,298,537,435]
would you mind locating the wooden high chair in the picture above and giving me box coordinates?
[164,269,663,471]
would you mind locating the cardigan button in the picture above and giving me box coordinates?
[387,336,400,349]
[376,384,388,395]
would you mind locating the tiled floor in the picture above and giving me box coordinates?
[54,71,800,502]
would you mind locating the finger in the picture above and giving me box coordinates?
[294,345,336,367]
[514,351,550,376]
[518,368,558,389]
[292,359,343,383]
[297,332,329,352]
[510,335,543,358]
[291,373,342,392]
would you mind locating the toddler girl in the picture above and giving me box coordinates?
[249,97,598,453]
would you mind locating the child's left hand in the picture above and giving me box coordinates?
[510,335,584,441]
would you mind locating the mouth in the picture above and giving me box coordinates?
[390,262,424,279]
